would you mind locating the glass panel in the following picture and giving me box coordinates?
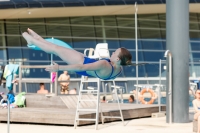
[138,17,160,28]
[22,48,50,62]
[94,16,119,40]
[71,25,95,37]
[120,40,135,49]
[118,28,135,39]
[139,29,162,39]
[140,40,164,50]
[22,67,50,78]
[190,13,198,22]
[70,17,95,38]
[190,23,199,30]
[122,65,146,77]
[130,51,144,62]
[158,14,166,29]
[0,34,2,46]
[7,48,22,59]
[116,15,135,27]
[145,63,160,77]
[5,20,21,47]
[192,52,200,62]
[72,38,96,49]
[123,65,135,77]
[190,42,200,51]
[45,18,71,37]
[119,40,143,50]
[6,36,21,47]
[0,48,6,62]
[162,41,166,50]
[160,30,166,39]
[190,63,200,77]
[95,27,119,39]
[143,51,165,62]
[190,31,200,41]
[94,16,117,26]
[6,19,19,35]
[0,22,2,34]
[105,27,118,38]
[123,63,166,77]
[158,14,166,21]
[70,17,94,25]
[96,39,119,49]
[139,14,159,20]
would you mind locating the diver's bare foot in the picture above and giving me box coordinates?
[27,28,43,41]
[22,32,32,45]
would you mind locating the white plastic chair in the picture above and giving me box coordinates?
[84,43,110,59]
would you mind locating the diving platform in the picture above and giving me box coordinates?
[0,94,166,125]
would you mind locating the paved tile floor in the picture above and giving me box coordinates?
[0,116,195,133]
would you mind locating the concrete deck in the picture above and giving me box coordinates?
[0,115,195,133]
[0,94,166,125]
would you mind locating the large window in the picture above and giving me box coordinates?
[2,13,200,78]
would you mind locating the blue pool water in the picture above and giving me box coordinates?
[123,95,195,107]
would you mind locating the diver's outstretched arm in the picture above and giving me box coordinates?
[45,60,106,72]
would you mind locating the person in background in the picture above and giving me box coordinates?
[129,95,134,103]
[37,83,48,94]
[193,89,200,133]
[102,96,106,103]
[69,88,77,94]
[58,71,70,94]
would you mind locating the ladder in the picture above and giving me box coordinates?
[74,76,124,130]
[100,80,124,125]
[74,76,101,130]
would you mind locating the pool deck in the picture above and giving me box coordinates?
[0,94,195,133]
[0,94,166,125]
[0,114,195,133]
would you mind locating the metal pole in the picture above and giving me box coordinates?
[159,60,166,113]
[55,72,58,95]
[112,80,124,126]
[166,0,189,123]
[168,53,173,124]
[7,99,10,133]
[50,37,54,93]
[95,78,100,130]
[159,59,161,113]
[135,2,139,104]
[19,65,22,93]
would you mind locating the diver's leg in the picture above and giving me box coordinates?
[22,32,85,65]
[27,28,49,43]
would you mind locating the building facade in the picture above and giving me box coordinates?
[0,0,199,80]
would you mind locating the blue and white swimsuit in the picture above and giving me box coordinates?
[76,57,121,80]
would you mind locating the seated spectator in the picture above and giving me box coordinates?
[101,96,106,103]
[193,89,200,133]
[37,83,48,94]
[133,89,143,101]
[58,71,70,94]
[129,95,134,103]
[69,88,77,94]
